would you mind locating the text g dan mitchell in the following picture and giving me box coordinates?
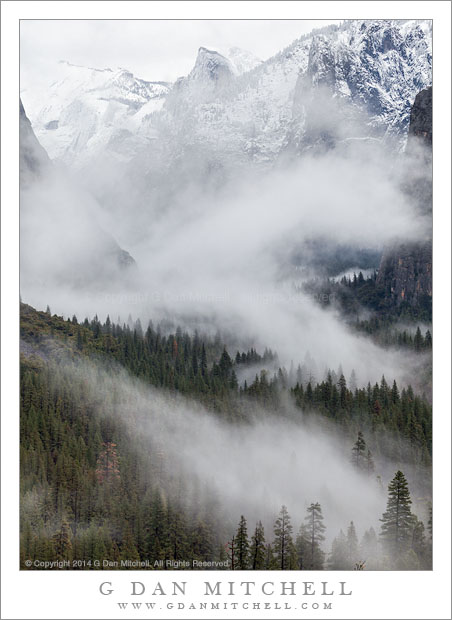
[99,580,352,597]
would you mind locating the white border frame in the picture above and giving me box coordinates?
[2,2,451,619]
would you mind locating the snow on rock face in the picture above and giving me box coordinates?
[160,19,431,166]
[21,61,171,166]
[286,20,432,153]
[227,47,262,75]
[189,47,235,83]
[21,20,431,171]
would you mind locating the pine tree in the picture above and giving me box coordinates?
[219,347,233,378]
[380,471,415,557]
[338,374,347,408]
[351,431,367,469]
[226,535,236,570]
[391,380,400,404]
[273,505,294,570]
[250,521,266,570]
[414,327,423,352]
[235,515,250,569]
[304,502,326,569]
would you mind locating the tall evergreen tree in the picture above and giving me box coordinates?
[414,327,423,352]
[226,535,236,570]
[235,515,250,569]
[250,521,266,570]
[304,502,326,569]
[351,431,367,469]
[273,505,294,570]
[380,471,415,557]
[295,524,311,570]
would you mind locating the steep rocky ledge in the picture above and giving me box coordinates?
[376,87,432,311]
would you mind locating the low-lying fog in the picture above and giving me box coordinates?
[20,134,432,390]
[60,355,425,542]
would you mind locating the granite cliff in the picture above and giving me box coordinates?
[376,86,432,313]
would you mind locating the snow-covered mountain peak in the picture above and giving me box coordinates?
[189,46,235,83]
[227,47,262,75]
[21,19,432,172]
[20,60,172,166]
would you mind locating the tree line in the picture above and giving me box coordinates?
[228,469,430,571]
[20,303,431,570]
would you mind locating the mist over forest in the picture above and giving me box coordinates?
[20,19,432,571]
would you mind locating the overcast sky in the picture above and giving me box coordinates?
[20,19,340,88]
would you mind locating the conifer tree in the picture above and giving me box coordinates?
[380,471,415,557]
[295,523,311,570]
[250,521,266,570]
[235,515,250,569]
[338,374,347,408]
[351,431,367,469]
[273,505,294,570]
[391,380,400,404]
[414,327,423,352]
[226,535,236,570]
[304,502,326,569]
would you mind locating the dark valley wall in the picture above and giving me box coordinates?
[376,241,432,307]
[20,99,51,184]
[407,86,432,144]
[376,87,432,312]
